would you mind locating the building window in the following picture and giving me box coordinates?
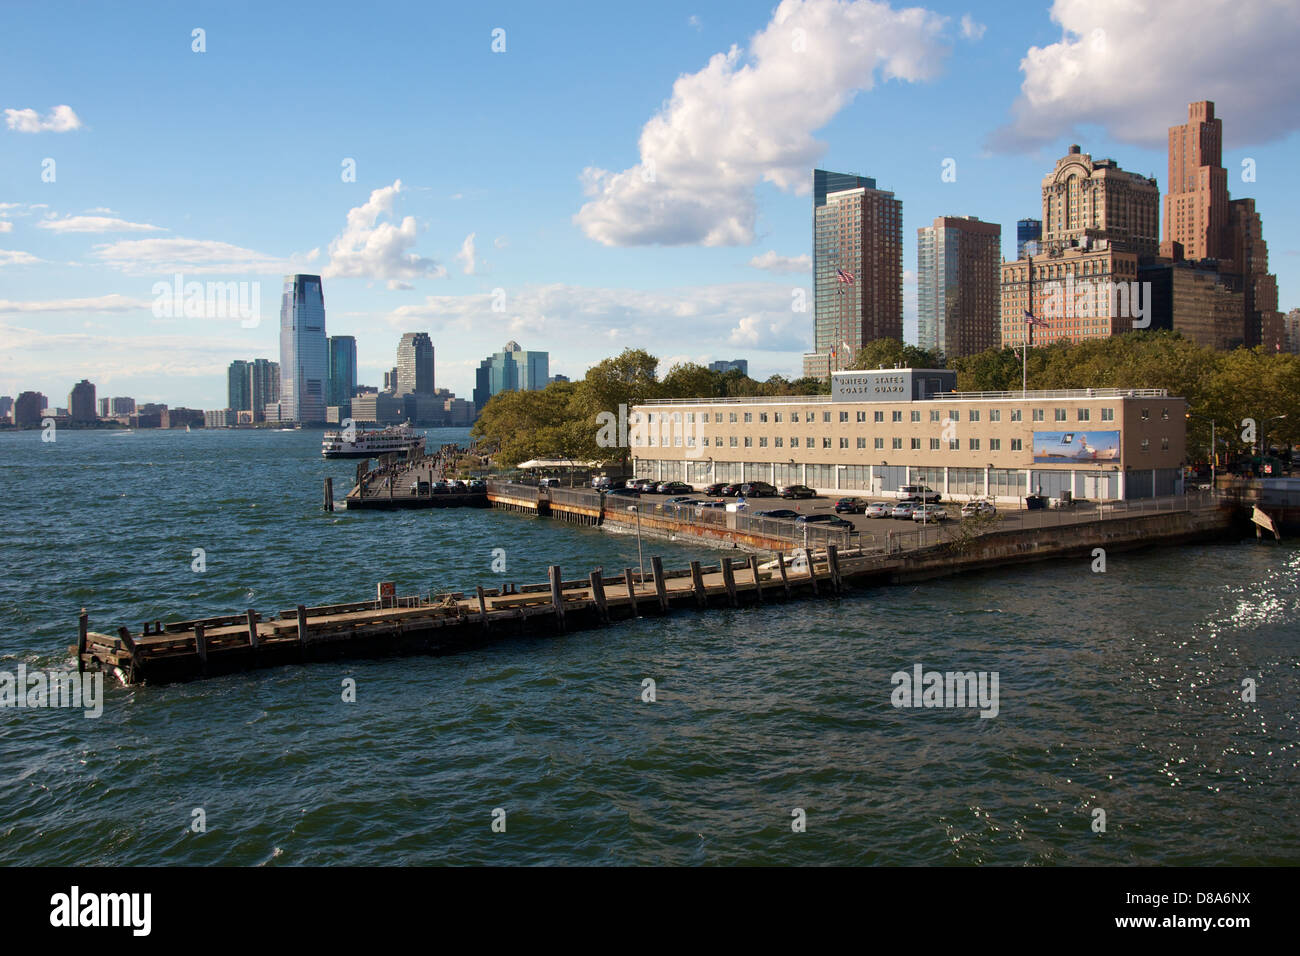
[892,437,902,450]
[743,436,752,447]
[840,437,849,449]
[775,412,783,423]
[729,436,738,447]
[910,410,921,422]
[874,437,884,450]
[874,411,884,423]
[1101,408,1114,421]
[823,411,831,423]
[949,410,960,421]
[822,437,831,448]
[1054,408,1067,422]
[1032,409,1044,422]
[685,412,694,424]
[729,412,738,424]
[759,412,768,423]
[775,437,784,448]
[948,439,960,450]
[857,437,866,449]
[969,410,980,422]
[930,410,940,423]
[989,438,1000,451]
[892,411,902,423]
[910,438,921,449]
[790,436,799,448]
[714,412,723,423]
[840,411,849,423]
[1011,438,1022,451]
[990,409,1001,422]
[970,438,980,450]
[1078,408,1090,421]
[743,412,752,423]
[702,437,710,447]
[1011,409,1022,422]
[1141,438,1150,452]
[856,411,866,423]
[1161,437,1169,450]
[1141,408,1149,421]
[1161,408,1169,420]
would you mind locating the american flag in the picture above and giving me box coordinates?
[837,268,855,283]
[1024,310,1043,326]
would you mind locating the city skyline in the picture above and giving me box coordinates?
[3,1,1300,408]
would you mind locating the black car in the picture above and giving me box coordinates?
[796,513,852,529]
[605,487,641,498]
[780,484,816,499]
[833,497,865,514]
[753,508,800,519]
[720,483,743,497]
[703,482,728,496]
[740,481,777,497]
[657,481,693,495]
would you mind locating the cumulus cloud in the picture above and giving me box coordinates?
[0,221,11,233]
[0,249,42,266]
[455,232,477,275]
[323,179,445,282]
[0,294,152,314]
[4,104,83,133]
[749,250,812,273]
[38,215,164,233]
[574,0,950,247]
[991,0,1300,151]
[960,14,985,40]
[91,237,292,274]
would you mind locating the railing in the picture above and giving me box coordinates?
[634,500,851,550]
[643,394,834,405]
[936,387,1169,401]
[485,480,540,501]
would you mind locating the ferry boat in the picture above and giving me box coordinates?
[321,422,426,459]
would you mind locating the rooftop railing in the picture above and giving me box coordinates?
[642,387,1170,406]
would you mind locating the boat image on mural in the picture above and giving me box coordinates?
[1032,430,1121,463]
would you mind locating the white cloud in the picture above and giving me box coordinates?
[0,249,42,266]
[38,215,165,234]
[4,104,83,133]
[91,237,292,275]
[992,0,1300,151]
[322,179,445,282]
[574,0,950,247]
[84,207,117,215]
[0,294,152,314]
[749,250,811,273]
[688,15,702,30]
[0,221,11,233]
[455,232,477,275]
[960,14,985,40]
[493,235,508,249]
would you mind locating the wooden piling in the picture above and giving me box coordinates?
[476,585,489,629]
[689,561,707,608]
[194,624,208,673]
[827,544,842,594]
[775,551,791,598]
[77,609,88,674]
[116,626,136,653]
[246,609,259,649]
[549,565,566,631]
[721,557,738,607]
[296,605,308,644]
[748,554,763,603]
[650,556,668,613]
[324,477,334,512]
[807,551,819,595]
[590,570,610,625]
[624,567,639,616]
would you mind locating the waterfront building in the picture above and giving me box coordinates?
[249,359,279,423]
[277,274,328,424]
[1016,219,1042,259]
[227,360,252,412]
[1283,309,1300,355]
[472,341,549,409]
[350,391,405,425]
[13,392,43,426]
[709,359,750,376]
[395,332,434,396]
[328,335,358,410]
[0,396,11,422]
[803,171,903,380]
[917,216,1001,359]
[97,397,110,418]
[111,396,136,416]
[69,379,96,423]
[204,408,238,428]
[632,367,1185,502]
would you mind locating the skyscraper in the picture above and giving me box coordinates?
[69,379,96,423]
[250,359,279,421]
[395,332,434,395]
[1040,145,1159,254]
[328,335,358,407]
[277,275,328,423]
[472,341,549,409]
[803,174,903,379]
[917,216,1001,359]
[1164,100,1229,261]
[227,360,252,411]
[14,392,45,427]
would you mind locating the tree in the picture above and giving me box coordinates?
[849,338,943,372]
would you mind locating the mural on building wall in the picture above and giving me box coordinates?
[1032,430,1120,463]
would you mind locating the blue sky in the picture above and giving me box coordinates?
[3,0,1299,409]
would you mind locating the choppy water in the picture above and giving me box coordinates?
[0,428,1296,865]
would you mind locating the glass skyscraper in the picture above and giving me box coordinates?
[278,275,328,424]
[1016,218,1042,258]
[395,332,434,395]
[472,341,549,409]
[227,360,251,411]
[328,335,357,407]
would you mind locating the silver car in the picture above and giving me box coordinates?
[891,502,915,519]
[866,502,891,518]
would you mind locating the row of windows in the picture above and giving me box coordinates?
[647,406,1124,425]
[647,434,1171,452]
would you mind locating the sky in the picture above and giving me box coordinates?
[3,0,1299,409]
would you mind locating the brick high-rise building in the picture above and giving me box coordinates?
[1164,100,1230,262]
[1041,145,1159,255]
[69,379,96,423]
[1228,198,1283,350]
[802,173,903,379]
[917,216,1001,359]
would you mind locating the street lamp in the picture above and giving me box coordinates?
[627,504,644,583]
[1262,415,1288,473]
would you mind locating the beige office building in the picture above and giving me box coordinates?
[631,368,1186,503]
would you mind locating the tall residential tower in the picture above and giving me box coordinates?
[277,275,328,424]
[917,216,1001,359]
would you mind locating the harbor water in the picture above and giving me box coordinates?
[0,428,1296,865]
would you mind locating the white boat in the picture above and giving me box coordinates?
[321,422,426,459]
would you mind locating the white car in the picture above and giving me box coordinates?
[912,504,949,522]
[960,499,996,518]
[890,502,915,520]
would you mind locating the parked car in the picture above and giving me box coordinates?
[912,503,949,522]
[657,481,693,495]
[409,480,431,495]
[695,500,728,512]
[740,481,778,497]
[663,495,696,505]
[780,484,816,499]
[720,483,744,497]
[448,479,467,490]
[703,482,729,496]
[753,508,800,519]
[899,484,942,503]
[467,480,486,492]
[431,481,451,495]
[890,502,915,519]
[796,513,853,529]
[591,476,613,490]
[865,502,891,519]
[960,499,996,518]
[833,497,865,514]
[633,479,659,493]
[606,487,640,498]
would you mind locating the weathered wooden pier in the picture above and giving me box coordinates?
[75,498,1236,686]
